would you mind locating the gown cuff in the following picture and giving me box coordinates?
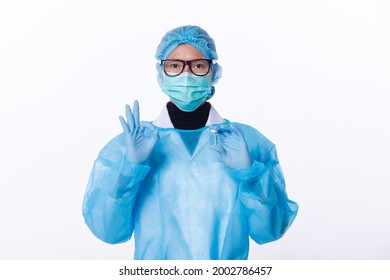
[108,156,151,199]
[230,161,266,182]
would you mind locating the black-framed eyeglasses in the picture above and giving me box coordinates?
[161,59,212,77]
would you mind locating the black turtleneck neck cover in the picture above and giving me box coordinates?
[166,102,211,130]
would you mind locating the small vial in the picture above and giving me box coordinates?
[210,129,218,146]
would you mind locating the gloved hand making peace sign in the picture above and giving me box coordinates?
[119,100,159,164]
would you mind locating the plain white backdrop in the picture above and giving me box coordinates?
[0,0,389,260]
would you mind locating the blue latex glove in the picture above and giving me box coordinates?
[119,100,159,164]
[210,123,252,170]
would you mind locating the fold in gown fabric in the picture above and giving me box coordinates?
[82,121,298,260]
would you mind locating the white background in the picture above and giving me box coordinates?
[0,0,389,260]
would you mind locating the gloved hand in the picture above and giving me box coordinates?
[119,100,159,164]
[210,123,252,170]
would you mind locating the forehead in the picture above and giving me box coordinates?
[167,43,206,60]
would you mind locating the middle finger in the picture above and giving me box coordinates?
[125,104,135,130]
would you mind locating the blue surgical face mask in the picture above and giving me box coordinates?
[162,72,212,112]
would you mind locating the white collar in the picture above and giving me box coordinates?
[152,104,225,128]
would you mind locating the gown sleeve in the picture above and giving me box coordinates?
[231,125,299,245]
[82,134,150,244]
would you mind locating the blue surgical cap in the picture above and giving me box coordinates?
[155,25,222,99]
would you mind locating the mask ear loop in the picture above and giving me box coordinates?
[205,61,216,100]
[156,62,164,88]
[210,61,222,85]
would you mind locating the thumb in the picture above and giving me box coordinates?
[141,121,159,141]
[210,144,226,157]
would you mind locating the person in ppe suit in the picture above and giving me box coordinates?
[82,25,298,260]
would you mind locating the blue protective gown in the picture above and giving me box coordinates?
[82,105,298,260]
